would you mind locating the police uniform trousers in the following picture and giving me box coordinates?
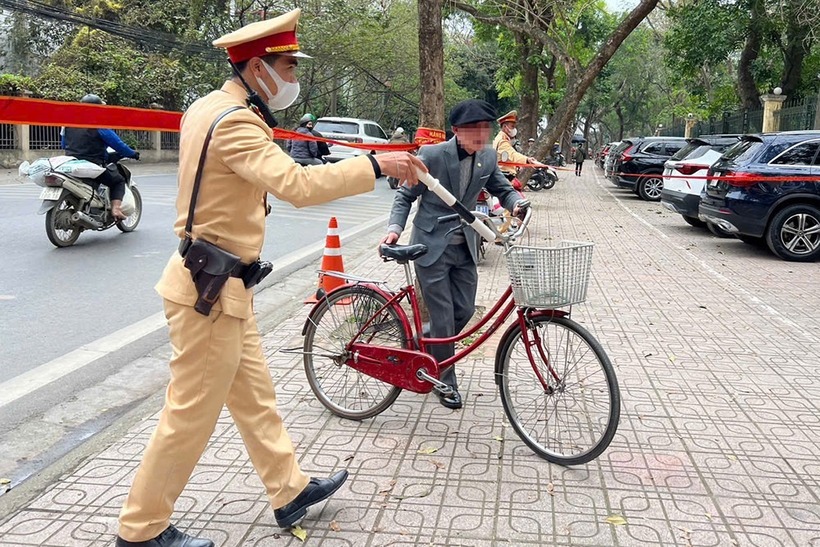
[118,299,310,542]
[414,241,478,391]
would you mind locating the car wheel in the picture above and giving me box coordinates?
[682,215,706,228]
[707,221,733,238]
[765,204,820,262]
[637,174,663,201]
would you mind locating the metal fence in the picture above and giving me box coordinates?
[775,98,817,131]
[161,131,180,150]
[0,124,16,150]
[659,108,764,138]
[29,125,62,150]
[118,130,154,150]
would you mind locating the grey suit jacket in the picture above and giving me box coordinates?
[388,138,522,268]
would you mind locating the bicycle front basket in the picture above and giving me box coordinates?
[505,241,594,308]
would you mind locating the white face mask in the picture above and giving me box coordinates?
[506,127,518,138]
[256,60,300,111]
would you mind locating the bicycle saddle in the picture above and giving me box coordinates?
[379,243,428,263]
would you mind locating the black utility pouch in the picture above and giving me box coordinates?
[243,260,273,289]
[182,239,241,316]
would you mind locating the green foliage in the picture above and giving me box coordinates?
[0,74,38,96]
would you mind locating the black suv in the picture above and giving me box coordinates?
[611,136,687,201]
[699,131,820,261]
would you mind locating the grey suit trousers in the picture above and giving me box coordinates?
[415,241,477,390]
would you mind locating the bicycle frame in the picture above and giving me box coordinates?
[334,259,569,393]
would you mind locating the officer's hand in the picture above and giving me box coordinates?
[376,152,427,188]
[133,151,140,161]
[527,156,538,164]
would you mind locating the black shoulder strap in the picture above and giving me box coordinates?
[184,106,245,239]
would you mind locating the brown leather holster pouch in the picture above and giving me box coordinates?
[181,238,241,316]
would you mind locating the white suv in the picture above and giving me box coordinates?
[314,117,389,162]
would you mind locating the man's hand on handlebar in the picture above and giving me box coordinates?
[513,198,531,220]
[376,152,427,188]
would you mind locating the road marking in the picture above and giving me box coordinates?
[0,211,389,409]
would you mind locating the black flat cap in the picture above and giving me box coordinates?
[448,99,497,127]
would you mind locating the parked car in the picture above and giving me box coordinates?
[597,142,617,169]
[603,141,625,178]
[611,136,687,201]
[660,134,742,228]
[699,130,820,261]
[313,117,389,162]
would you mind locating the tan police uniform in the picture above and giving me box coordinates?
[117,9,376,542]
[492,110,529,177]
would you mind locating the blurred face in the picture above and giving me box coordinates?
[453,122,492,154]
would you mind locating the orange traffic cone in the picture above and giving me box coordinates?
[305,217,346,303]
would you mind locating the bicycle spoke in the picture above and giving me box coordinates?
[498,316,619,465]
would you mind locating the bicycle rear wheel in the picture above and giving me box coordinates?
[497,315,619,465]
[304,285,406,420]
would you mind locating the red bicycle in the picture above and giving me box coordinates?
[293,177,620,466]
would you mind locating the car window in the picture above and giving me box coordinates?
[314,121,360,134]
[671,141,705,160]
[770,140,820,166]
[365,124,388,140]
[664,142,685,156]
[641,142,663,154]
[721,139,763,163]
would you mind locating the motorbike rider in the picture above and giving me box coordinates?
[289,113,327,165]
[492,110,537,182]
[61,93,140,220]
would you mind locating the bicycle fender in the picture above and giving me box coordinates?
[300,283,413,341]
[493,309,569,383]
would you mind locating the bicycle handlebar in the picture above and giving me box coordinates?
[417,170,497,242]
[418,168,533,245]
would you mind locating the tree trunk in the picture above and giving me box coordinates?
[518,34,540,144]
[737,0,763,109]
[418,0,445,129]
[780,19,811,97]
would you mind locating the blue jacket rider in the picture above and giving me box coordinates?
[61,93,140,219]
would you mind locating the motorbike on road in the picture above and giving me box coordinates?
[524,165,558,191]
[31,155,142,248]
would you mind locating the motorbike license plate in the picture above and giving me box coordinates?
[39,187,63,200]
[477,204,490,215]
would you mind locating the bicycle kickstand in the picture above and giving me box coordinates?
[416,369,454,396]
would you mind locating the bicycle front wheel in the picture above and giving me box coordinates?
[497,315,620,465]
[304,285,406,420]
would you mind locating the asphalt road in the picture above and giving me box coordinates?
[0,172,398,383]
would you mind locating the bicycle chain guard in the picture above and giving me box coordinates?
[347,343,439,393]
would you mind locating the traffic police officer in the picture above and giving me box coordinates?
[115,8,425,547]
[492,110,537,180]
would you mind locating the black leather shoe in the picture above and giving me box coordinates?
[115,524,213,547]
[274,470,349,528]
[436,389,463,409]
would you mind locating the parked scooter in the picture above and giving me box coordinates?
[525,165,558,191]
[32,154,142,247]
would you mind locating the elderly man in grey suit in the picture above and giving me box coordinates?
[381,99,527,409]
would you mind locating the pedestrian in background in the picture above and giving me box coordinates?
[574,145,586,176]
[114,8,426,547]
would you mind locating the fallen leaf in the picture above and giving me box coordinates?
[606,515,627,526]
[494,436,504,442]
[728,455,737,461]
[418,447,438,454]
[669,355,676,363]
[429,459,445,469]
[547,482,555,496]
[329,520,341,532]
[0,479,10,485]
[290,526,307,541]
[343,454,354,462]
[379,479,396,494]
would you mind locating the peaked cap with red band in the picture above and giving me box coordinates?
[497,110,518,125]
[213,8,311,63]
